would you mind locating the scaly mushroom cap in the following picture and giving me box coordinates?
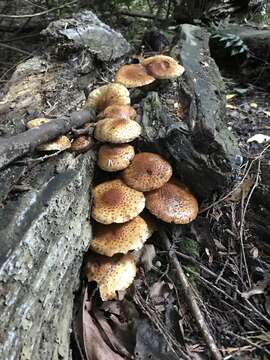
[70,136,91,153]
[142,55,185,79]
[85,83,130,113]
[90,216,154,256]
[97,104,137,121]
[85,253,136,301]
[97,144,135,172]
[122,152,173,192]
[26,117,71,151]
[114,63,155,88]
[91,179,145,224]
[38,136,71,151]
[26,117,51,128]
[94,118,141,143]
[145,181,198,224]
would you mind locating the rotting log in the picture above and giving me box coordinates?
[139,24,241,198]
[0,20,242,360]
[0,10,130,360]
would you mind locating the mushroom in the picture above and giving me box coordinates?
[70,136,91,153]
[94,118,141,143]
[84,83,130,113]
[90,215,154,257]
[26,118,71,151]
[145,181,198,224]
[85,253,136,301]
[97,144,135,172]
[122,152,172,192]
[97,104,137,121]
[114,63,155,88]
[91,179,145,224]
[142,55,185,79]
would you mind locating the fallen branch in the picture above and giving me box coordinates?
[0,0,77,19]
[160,229,223,360]
[0,109,95,170]
[118,10,163,21]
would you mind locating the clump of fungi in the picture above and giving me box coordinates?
[26,54,197,302]
[84,54,198,301]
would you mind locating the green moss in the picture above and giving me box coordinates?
[179,237,200,258]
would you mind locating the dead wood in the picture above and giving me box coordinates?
[160,229,223,360]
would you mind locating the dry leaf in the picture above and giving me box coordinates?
[226,104,236,109]
[226,94,236,100]
[247,134,270,144]
[225,177,254,202]
[263,110,270,117]
[241,278,270,300]
[250,102,258,108]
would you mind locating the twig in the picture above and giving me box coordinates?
[0,42,31,55]
[118,10,163,21]
[239,159,261,288]
[14,149,65,165]
[160,229,223,360]
[184,264,270,329]
[0,0,77,18]
[224,330,270,357]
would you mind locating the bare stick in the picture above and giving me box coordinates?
[0,109,95,170]
[160,229,223,360]
[118,10,163,21]
[0,0,77,19]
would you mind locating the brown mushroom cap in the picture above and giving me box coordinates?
[91,179,145,224]
[145,181,198,224]
[114,63,155,88]
[94,118,141,144]
[97,144,135,172]
[70,136,91,153]
[38,136,71,151]
[85,253,136,301]
[90,215,154,257]
[122,152,173,192]
[97,104,137,121]
[85,83,130,113]
[142,55,185,79]
[26,118,71,151]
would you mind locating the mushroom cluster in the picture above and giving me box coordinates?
[84,54,199,301]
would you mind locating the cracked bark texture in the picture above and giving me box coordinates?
[0,11,130,360]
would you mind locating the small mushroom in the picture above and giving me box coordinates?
[85,253,136,301]
[84,83,130,113]
[26,118,71,151]
[97,144,135,172]
[142,55,185,79]
[114,63,155,88]
[122,152,172,192]
[145,181,198,224]
[97,104,137,121]
[91,179,145,224]
[94,118,141,143]
[90,215,154,257]
[70,136,91,153]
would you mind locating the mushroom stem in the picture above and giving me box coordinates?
[160,228,223,360]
